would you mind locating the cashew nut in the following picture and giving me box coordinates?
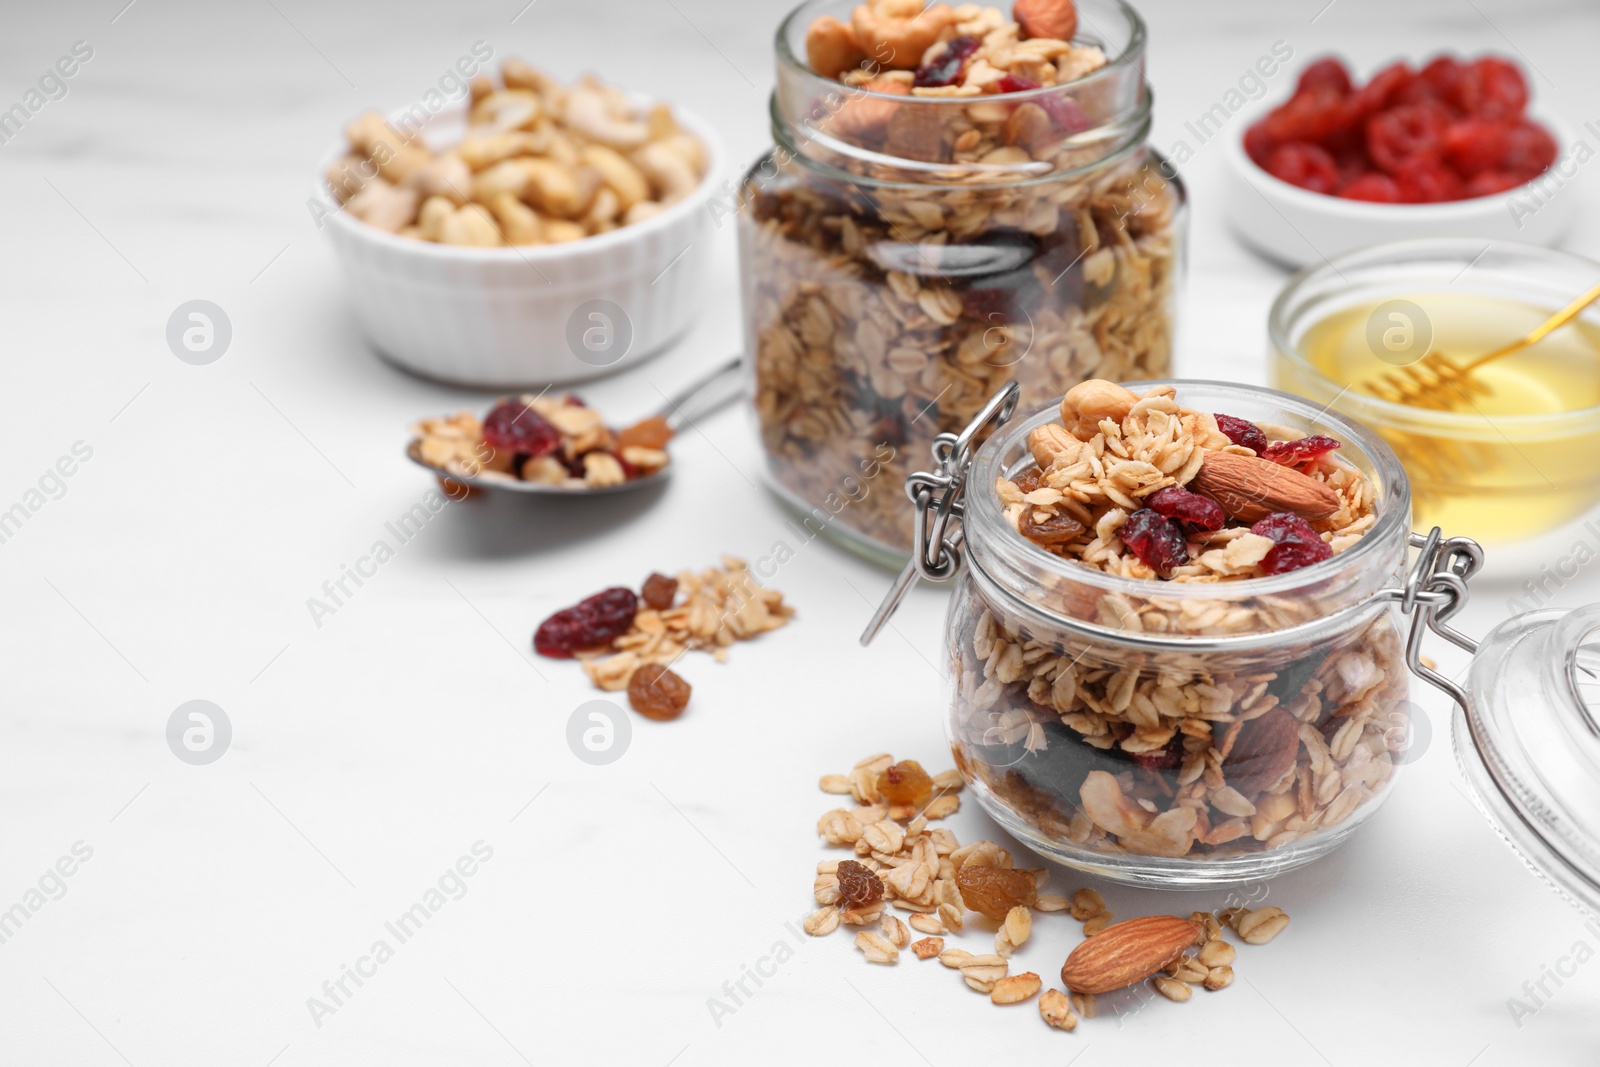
[632,141,698,203]
[850,1,956,70]
[469,89,541,133]
[806,15,867,78]
[486,191,542,245]
[438,203,502,246]
[501,57,560,97]
[344,111,432,184]
[563,85,650,150]
[623,201,665,226]
[583,186,621,229]
[416,195,456,241]
[471,158,532,203]
[324,154,372,204]
[521,158,597,218]
[403,152,472,204]
[579,144,651,211]
[542,219,586,244]
[345,179,420,233]
[458,131,542,171]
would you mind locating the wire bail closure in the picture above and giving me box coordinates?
[860,382,1021,646]
[1398,527,1485,710]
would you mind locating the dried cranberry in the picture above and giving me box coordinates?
[913,35,981,88]
[1265,142,1340,193]
[1131,737,1183,774]
[1419,55,1464,101]
[1038,95,1092,135]
[996,74,1041,93]
[1297,57,1352,97]
[482,400,561,458]
[1351,62,1415,119]
[1250,513,1333,575]
[1214,413,1270,454]
[1243,121,1274,167]
[1464,169,1527,197]
[1365,103,1450,174]
[1119,509,1189,577]
[1442,119,1513,176]
[1146,486,1226,532]
[1457,56,1527,122]
[1395,157,1464,202]
[1261,434,1341,468]
[1498,120,1557,175]
[1339,173,1402,202]
[533,587,639,657]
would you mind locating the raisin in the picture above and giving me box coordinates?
[913,35,981,88]
[641,572,678,610]
[1146,486,1225,532]
[1119,509,1189,577]
[1339,173,1401,202]
[1265,142,1339,194]
[1011,468,1045,494]
[837,860,885,908]
[877,760,934,806]
[1250,513,1334,575]
[1261,434,1341,468]
[533,587,639,657]
[1296,56,1352,97]
[1021,507,1085,550]
[955,865,1038,921]
[618,415,674,451]
[482,399,560,458]
[627,663,691,721]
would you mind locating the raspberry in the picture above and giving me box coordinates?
[1146,486,1225,532]
[1442,119,1513,176]
[1498,120,1557,175]
[1351,62,1414,119]
[1395,158,1464,202]
[482,400,561,458]
[1264,91,1351,145]
[1243,121,1274,167]
[1251,513,1333,575]
[533,587,639,657]
[1464,170,1527,197]
[1214,413,1269,454]
[1339,173,1401,202]
[1261,434,1341,468]
[913,35,981,88]
[1119,509,1189,577]
[1419,55,1464,100]
[1265,142,1339,193]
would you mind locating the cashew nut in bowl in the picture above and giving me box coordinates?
[330,59,707,247]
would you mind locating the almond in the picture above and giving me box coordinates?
[1059,915,1201,994]
[1223,707,1301,796]
[1188,449,1340,523]
[1014,0,1078,42]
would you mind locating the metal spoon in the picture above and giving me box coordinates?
[405,354,744,495]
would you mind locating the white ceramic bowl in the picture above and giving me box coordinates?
[315,101,723,387]
[1222,106,1577,270]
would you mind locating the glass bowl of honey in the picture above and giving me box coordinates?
[1270,239,1600,543]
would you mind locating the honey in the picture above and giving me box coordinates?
[1276,291,1600,543]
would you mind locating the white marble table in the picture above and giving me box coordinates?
[3,0,1599,1063]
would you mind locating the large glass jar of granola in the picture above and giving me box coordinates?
[739,0,1184,564]
[902,380,1417,887]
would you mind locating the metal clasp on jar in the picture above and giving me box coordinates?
[860,381,1020,645]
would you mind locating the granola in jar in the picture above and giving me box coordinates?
[937,381,1414,885]
[739,0,1184,561]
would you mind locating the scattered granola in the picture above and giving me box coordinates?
[805,751,1289,1029]
[533,560,793,699]
[330,59,706,244]
[411,395,671,489]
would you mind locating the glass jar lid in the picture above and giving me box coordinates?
[1457,603,1600,916]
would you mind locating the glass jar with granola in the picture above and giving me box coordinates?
[881,380,1417,887]
[739,0,1184,563]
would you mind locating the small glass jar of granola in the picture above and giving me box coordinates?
[870,379,1422,887]
[739,0,1184,563]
